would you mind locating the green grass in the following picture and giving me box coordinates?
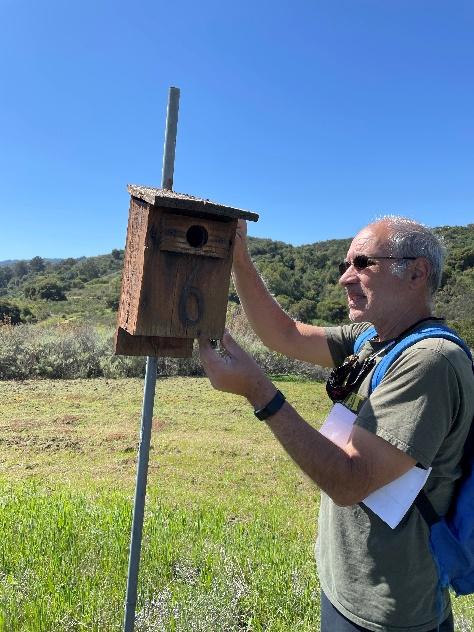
[0,378,473,630]
[0,484,320,631]
[0,378,326,631]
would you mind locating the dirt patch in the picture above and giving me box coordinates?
[0,435,83,452]
[54,415,82,426]
[3,419,40,432]
[104,432,129,442]
[152,418,166,431]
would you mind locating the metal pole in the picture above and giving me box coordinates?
[123,86,180,632]
[162,87,180,191]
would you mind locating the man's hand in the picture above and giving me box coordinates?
[235,218,248,243]
[233,219,249,266]
[199,331,277,408]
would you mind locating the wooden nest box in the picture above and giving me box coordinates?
[115,185,259,357]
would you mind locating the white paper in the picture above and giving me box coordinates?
[362,465,431,529]
[319,402,357,448]
[319,403,431,528]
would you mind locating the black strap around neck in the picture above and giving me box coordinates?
[380,316,445,346]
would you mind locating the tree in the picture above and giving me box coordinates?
[29,256,46,273]
[317,299,347,324]
[0,266,13,288]
[288,298,317,322]
[12,260,28,279]
[61,258,77,269]
[77,259,101,281]
[458,248,474,271]
[37,280,67,301]
[25,278,67,301]
[103,276,121,311]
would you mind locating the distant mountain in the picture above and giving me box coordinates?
[0,258,63,266]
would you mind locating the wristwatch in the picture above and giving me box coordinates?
[254,390,286,420]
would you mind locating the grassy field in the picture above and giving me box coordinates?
[0,378,473,631]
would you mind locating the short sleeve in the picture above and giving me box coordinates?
[355,347,462,468]
[325,322,372,366]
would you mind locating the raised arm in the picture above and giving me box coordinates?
[232,220,334,368]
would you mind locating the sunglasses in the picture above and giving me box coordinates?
[338,255,417,276]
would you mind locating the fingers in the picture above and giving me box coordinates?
[198,331,268,398]
[221,330,239,354]
[198,336,212,352]
[219,331,250,365]
[199,331,243,371]
[198,336,217,366]
[199,332,238,369]
[198,335,233,393]
[236,219,248,238]
[234,220,248,252]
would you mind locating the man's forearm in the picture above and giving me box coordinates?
[250,386,371,507]
[232,252,299,353]
[232,245,334,367]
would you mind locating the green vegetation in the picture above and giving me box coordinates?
[0,312,329,381]
[0,300,33,325]
[0,253,123,327]
[245,226,474,346]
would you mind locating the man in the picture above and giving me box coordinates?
[199,217,474,631]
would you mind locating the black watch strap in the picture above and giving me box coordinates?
[254,390,286,420]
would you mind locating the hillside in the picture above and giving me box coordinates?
[1,225,473,345]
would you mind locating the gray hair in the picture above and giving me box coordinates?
[373,216,445,295]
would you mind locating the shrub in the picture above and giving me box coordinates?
[0,301,22,325]
[29,256,46,273]
[24,278,68,301]
[0,317,329,382]
[450,320,474,350]
[317,299,346,324]
[0,323,92,378]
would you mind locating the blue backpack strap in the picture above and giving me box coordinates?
[354,326,377,354]
[369,326,473,394]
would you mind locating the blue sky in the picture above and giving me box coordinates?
[1,0,473,260]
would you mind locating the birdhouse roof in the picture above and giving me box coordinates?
[127,185,259,222]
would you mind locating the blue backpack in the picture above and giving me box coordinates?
[354,324,474,596]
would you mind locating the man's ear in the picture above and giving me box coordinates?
[408,258,430,288]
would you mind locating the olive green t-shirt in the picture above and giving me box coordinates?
[317,320,474,631]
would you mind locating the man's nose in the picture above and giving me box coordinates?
[339,264,358,286]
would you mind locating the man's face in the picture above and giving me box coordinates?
[339,223,407,325]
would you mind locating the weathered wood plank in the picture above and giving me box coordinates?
[114,327,193,357]
[134,217,237,338]
[117,197,149,334]
[160,213,234,259]
[127,185,259,222]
